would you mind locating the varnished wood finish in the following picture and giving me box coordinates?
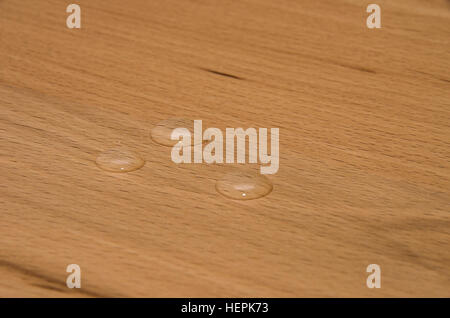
[0,0,449,297]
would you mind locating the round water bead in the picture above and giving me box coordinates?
[216,169,273,200]
[151,118,199,147]
[95,147,145,173]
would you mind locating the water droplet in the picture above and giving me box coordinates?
[216,169,273,200]
[96,147,145,173]
[151,118,200,147]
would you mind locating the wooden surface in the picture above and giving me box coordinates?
[1,0,449,297]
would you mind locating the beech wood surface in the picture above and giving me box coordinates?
[0,0,449,297]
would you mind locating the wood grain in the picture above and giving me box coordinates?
[0,0,449,297]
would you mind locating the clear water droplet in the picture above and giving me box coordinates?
[151,118,200,147]
[216,169,273,200]
[96,147,145,173]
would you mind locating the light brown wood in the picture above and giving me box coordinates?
[1,0,449,297]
